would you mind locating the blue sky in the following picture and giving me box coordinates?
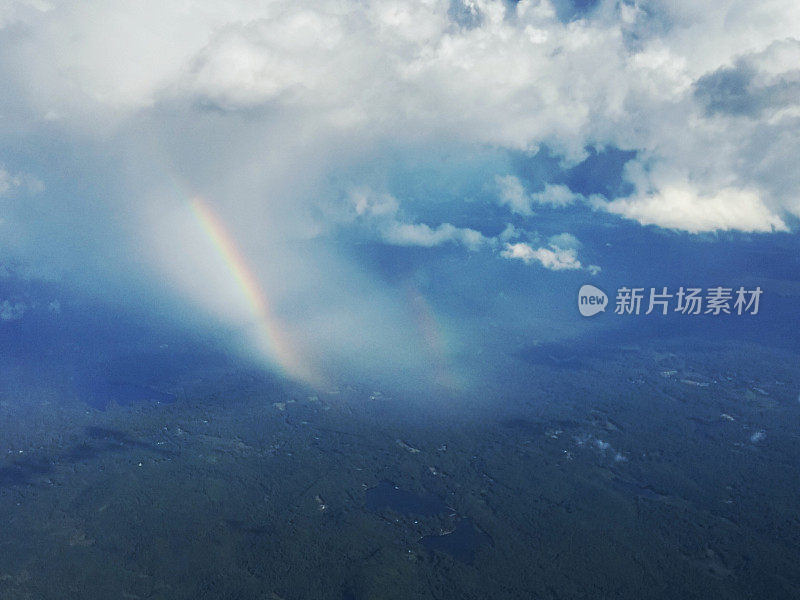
[0,0,799,398]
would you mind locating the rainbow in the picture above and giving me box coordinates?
[188,197,316,384]
[404,282,462,392]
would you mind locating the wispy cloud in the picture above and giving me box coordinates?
[0,300,25,321]
[347,188,491,250]
[0,165,44,197]
[495,175,580,215]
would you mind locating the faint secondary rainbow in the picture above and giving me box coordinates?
[189,197,315,384]
[404,282,462,392]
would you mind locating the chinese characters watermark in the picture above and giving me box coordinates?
[578,285,762,317]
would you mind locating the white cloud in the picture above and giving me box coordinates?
[534,184,581,208]
[351,188,400,218]
[1,1,798,233]
[347,188,588,262]
[382,221,488,250]
[546,232,581,250]
[500,232,597,272]
[495,175,534,215]
[501,240,584,271]
[495,175,580,215]
[0,165,44,197]
[347,187,491,250]
[599,183,788,233]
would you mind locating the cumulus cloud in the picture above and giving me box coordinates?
[600,184,788,233]
[694,39,800,119]
[1,0,798,233]
[495,175,580,215]
[347,188,586,259]
[501,243,579,270]
[501,236,584,271]
[500,232,600,272]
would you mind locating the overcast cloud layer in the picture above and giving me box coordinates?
[0,0,798,390]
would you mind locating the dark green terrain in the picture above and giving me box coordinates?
[2,339,799,599]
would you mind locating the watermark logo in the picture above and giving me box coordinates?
[578,285,763,317]
[578,284,608,317]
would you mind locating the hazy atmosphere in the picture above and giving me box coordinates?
[1,1,799,599]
